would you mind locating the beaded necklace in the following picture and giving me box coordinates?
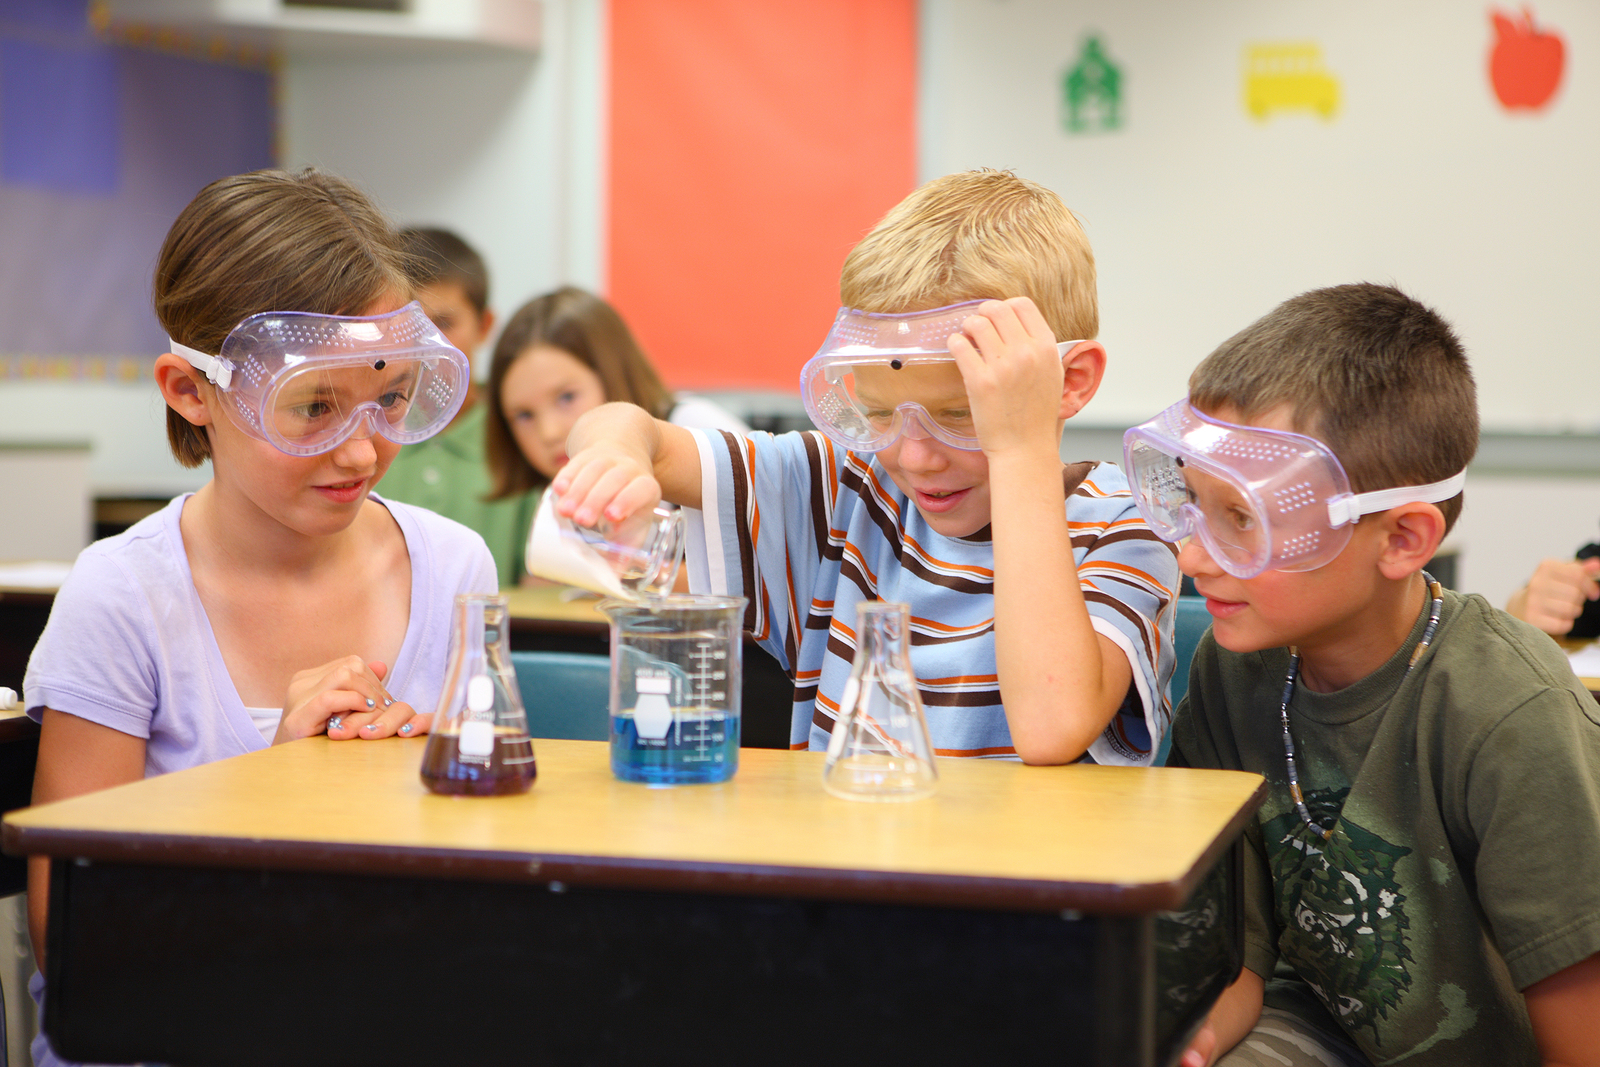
[1279,572,1444,840]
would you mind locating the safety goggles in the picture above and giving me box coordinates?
[800,300,1082,453]
[168,301,469,457]
[1122,399,1467,578]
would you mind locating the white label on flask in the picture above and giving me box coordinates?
[459,719,495,758]
[467,674,495,713]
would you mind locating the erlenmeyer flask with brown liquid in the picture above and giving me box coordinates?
[421,594,537,796]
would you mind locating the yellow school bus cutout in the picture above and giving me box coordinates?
[1243,42,1340,121]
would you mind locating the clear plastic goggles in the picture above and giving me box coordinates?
[801,300,1081,453]
[1122,399,1467,578]
[169,301,469,458]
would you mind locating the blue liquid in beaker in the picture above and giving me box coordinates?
[610,706,740,784]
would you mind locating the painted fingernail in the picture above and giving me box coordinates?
[363,723,379,732]
[383,697,394,707]
[366,697,376,709]
[399,723,413,735]
[328,716,344,731]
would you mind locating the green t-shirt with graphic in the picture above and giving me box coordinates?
[1171,589,1600,1066]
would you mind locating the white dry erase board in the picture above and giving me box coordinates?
[921,0,1598,432]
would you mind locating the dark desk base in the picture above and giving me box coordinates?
[44,851,1237,1067]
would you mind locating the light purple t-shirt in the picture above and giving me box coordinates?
[24,492,494,1067]
[23,492,497,775]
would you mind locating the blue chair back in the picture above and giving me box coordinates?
[510,650,612,741]
[1154,596,1213,765]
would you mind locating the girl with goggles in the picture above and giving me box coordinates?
[167,301,469,458]
[1122,399,1466,579]
[24,172,498,1066]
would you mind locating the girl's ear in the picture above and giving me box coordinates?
[154,353,213,428]
[1058,340,1107,421]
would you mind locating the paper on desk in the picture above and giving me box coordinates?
[0,560,74,588]
[524,490,631,600]
[1568,641,1600,678]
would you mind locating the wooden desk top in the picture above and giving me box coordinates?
[4,738,1264,915]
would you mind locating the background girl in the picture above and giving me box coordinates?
[23,168,495,1067]
[484,285,747,515]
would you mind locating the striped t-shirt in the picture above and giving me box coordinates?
[683,429,1180,764]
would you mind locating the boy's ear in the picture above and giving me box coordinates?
[479,306,497,339]
[1374,502,1447,581]
[1058,340,1107,421]
[154,353,214,428]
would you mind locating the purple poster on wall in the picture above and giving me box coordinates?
[0,0,275,365]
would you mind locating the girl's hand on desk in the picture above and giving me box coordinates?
[275,657,426,744]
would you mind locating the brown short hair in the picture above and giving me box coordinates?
[1188,283,1478,534]
[154,169,413,467]
[838,169,1097,342]
[399,226,490,315]
[485,286,674,497]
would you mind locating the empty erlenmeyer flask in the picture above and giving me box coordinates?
[421,594,537,795]
[822,600,938,801]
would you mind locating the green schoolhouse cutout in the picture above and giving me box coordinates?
[1063,36,1123,134]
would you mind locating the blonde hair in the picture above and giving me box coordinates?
[1188,283,1478,534]
[839,169,1097,341]
[153,169,413,467]
[485,286,674,498]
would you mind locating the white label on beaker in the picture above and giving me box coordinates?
[459,719,495,758]
[633,690,674,740]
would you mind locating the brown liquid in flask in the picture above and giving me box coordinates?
[421,595,537,796]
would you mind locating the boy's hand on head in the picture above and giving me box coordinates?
[551,443,663,530]
[276,657,422,744]
[1515,557,1600,635]
[949,297,1065,458]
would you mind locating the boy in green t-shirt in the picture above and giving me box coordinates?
[380,227,535,586]
[1123,284,1600,1066]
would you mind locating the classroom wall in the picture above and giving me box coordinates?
[280,0,607,328]
[4,0,1600,605]
[920,0,1600,432]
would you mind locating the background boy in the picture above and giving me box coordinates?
[380,226,536,586]
[555,170,1177,764]
[1131,284,1600,1066]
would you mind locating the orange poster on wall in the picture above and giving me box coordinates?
[608,0,917,391]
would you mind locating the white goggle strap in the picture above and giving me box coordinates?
[168,338,233,390]
[1326,468,1468,528]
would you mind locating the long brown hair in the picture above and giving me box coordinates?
[153,169,413,467]
[486,286,674,497]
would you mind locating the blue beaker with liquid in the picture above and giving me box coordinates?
[602,594,746,784]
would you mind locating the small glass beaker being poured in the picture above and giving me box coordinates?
[525,489,685,599]
[421,593,537,796]
[822,600,939,801]
[603,594,747,785]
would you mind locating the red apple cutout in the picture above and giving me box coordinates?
[1489,6,1565,110]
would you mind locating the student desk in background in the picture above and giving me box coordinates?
[1557,637,1600,697]
[6,739,1263,1067]
[504,584,796,749]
